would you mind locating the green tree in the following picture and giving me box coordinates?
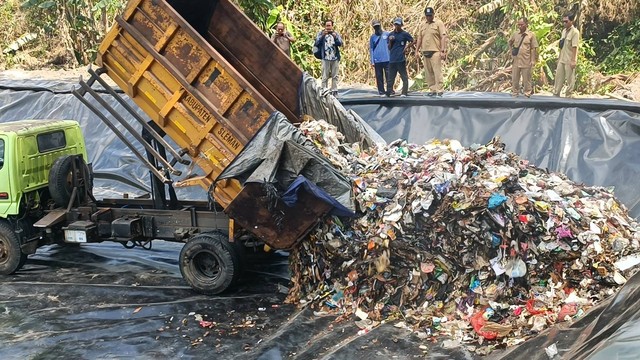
[19,0,125,65]
[236,0,329,76]
[598,18,640,75]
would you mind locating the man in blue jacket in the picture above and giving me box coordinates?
[369,19,391,96]
[386,17,413,97]
[315,19,344,97]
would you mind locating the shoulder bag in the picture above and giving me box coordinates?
[512,33,526,56]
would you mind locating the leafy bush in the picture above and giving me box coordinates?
[597,18,640,74]
[252,0,329,78]
[18,0,125,65]
[0,0,28,67]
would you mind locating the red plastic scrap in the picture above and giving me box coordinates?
[344,285,357,295]
[563,287,574,295]
[525,299,548,315]
[199,320,215,328]
[470,309,498,340]
[513,306,523,316]
[557,303,578,321]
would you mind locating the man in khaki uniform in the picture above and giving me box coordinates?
[271,22,295,57]
[509,17,539,97]
[415,7,448,96]
[554,13,580,97]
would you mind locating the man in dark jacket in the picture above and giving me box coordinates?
[386,17,413,97]
[315,19,344,97]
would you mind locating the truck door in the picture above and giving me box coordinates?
[0,136,11,216]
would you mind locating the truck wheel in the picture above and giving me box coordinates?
[201,232,243,285]
[231,239,247,276]
[179,232,240,295]
[0,221,27,275]
[49,155,92,208]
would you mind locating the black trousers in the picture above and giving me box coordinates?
[387,61,408,96]
[374,61,390,94]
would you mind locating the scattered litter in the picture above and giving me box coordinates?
[615,254,640,271]
[355,318,374,330]
[355,308,369,320]
[545,343,559,358]
[442,339,461,349]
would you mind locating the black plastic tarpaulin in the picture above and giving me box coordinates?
[218,112,355,216]
[1,239,639,359]
[339,89,640,219]
[2,77,640,359]
[299,74,386,149]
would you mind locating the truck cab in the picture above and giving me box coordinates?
[0,119,87,274]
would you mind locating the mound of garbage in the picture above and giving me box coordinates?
[286,120,640,354]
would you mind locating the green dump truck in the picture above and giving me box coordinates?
[0,0,353,294]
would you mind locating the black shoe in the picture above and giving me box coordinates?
[437,92,444,97]
[426,92,436,97]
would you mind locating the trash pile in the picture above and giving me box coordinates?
[287,120,640,354]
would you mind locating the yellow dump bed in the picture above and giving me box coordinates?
[96,0,330,248]
[98,0,278,208]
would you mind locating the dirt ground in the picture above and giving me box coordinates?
[623,74,640,101]
[0,68,87,81]
[0,67,117,87]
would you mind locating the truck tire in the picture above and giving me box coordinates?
[0,220,27,275]
[179,232,240,295]
[48,155,92,208]
[231,239,247,276]
[202,232,243,285]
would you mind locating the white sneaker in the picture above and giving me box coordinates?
[400,94,407,97]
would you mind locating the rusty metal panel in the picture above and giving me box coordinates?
[204,0,303,123]
[97,0,332,248]
[97,0,277,208]
[224,183,332,250]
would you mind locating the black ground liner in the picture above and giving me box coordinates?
[1,79,639,358]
